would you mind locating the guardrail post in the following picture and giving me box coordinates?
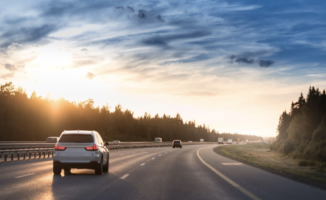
[39,152,41,158]
[23,153,26,160]
[4,155,7,161]
[11,154,13,161]
[17,154,20,160]
[34,153,36,159]
[29,153,31,159]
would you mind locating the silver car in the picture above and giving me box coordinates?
[53,130,109,175]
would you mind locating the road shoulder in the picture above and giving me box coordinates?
[214,144,326,191]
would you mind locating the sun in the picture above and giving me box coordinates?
[33,42,72,68]
[22,43,107,104]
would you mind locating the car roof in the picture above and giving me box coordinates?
[47,137,59,138]
[173,140,181,141]
[61,130,97,135]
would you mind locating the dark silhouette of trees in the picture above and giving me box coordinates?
[272,86,326,162]
[0,82,261,142]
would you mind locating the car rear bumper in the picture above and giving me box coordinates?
[54,161,99,169]
[53,150,101,163]
[173,145,182,147]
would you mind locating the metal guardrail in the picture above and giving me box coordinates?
[0,144,55,150]
[0,142,216,163]
[0,149,54,162]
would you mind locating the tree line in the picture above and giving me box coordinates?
[272,86,326,162]
[0,82,261,142]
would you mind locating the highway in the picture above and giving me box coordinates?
[0,144,325,200]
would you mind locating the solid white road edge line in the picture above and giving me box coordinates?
[15,173,35,179]
[197,148,261,200]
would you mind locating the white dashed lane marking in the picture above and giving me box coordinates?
[222,163,243,166]
[140,163,145,166]
[15,173,35,179]
[120,174,129,179]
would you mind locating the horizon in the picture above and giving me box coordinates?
[1,0,326,137]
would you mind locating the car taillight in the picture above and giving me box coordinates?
[85,144,98,151]
[55,144,66,151]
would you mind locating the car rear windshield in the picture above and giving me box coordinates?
[174,141,180,144]
[59,134,94,143]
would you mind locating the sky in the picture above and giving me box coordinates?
[1,0,326,137]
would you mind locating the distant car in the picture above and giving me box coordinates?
[53,130,109,175]
[154,137,162,143]
[188,141,192,143]
[45,137,59,143]
[172,140,182,148]
[112,140,120,144]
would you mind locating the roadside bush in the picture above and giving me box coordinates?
[317,163,326,172]
[304,143,316,158]
[281,140,295,155]
[270,141,280,151]
[296,143,306,155]
[298,160,316,167]
[312,121,326,142]
[316,142,326,161]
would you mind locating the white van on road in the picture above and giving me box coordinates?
[53,130,109,175]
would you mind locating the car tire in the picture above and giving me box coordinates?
[53,163,61,175]
[180,146,182,148]
[103,154,109,173]
[95,158,103,175]
[173,147,175,148]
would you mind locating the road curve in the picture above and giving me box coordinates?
[0,144,325,200]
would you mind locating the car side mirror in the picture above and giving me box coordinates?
[104,141,109,145]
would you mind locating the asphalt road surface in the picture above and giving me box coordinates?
[0,144,326,200]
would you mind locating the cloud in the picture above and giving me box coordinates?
[138,10,146,19]
[4,63,17,71]
[173,91,217,97]
[81,48,88,53]
[115,6,124,10]
[259,60,274,67]
[85,72,95,80]
[142,31,211,47]
[156,15,164,22]
[0,72,15,79]
[230,55,254,64]
[161,54,211,65]
[127,6,134,12]
[235,57,254,64]
[1,25,57,46]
